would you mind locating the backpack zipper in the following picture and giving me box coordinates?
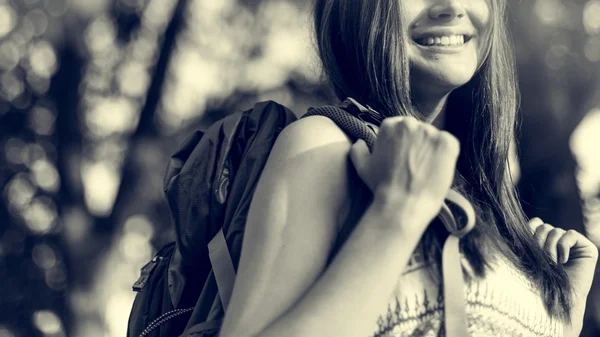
[139,307,194,337]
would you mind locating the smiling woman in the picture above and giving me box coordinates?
[186,1,598,337]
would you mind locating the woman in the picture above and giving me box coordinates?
[219,0,598,336]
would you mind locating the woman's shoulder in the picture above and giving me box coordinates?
[263,114,356,220]
[273,114,354,159]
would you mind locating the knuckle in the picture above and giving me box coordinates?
[566,229,579,236]
[548,228,565,239]
[400,116,419,130]
[535,224,553,235]
[380,118,395,132]
[530,217,543,224]
[438,132,460,153]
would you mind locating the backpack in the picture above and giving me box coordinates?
[126,99,476,337]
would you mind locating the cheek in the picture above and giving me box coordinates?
[469,0,493,63]
[469,0,492,34]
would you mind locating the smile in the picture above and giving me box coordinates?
[414,34,472,47]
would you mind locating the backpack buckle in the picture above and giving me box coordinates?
[133,256,162,292]
[341,97,383,125]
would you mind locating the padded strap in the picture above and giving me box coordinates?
[207,229,236,312]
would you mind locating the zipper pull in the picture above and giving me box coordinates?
[132,256,162,292]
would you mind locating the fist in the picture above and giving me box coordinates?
[350,116,460,222]
[528,218,598,302]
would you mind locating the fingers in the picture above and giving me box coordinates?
[529,218,563,263]
[544,227,566,263]
[529,219,584,264]
[557,230,579,264]
[528,217,544,230]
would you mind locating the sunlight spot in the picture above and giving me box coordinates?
[45,265,68,291]
[120,232,152,263]
[117,61,150,98]
[21,142,47,168]
[160,79,206,124]
[584,1,600,35]
[5,173,36,210]
[585,37,600,62]
[24,196,58,234]
[85,97,139,137]
[45,0,70,17]
[29,105,56,135]
[70,0,110,17]
[32,244,58,270]
[123,215,154,239]
[27,72,52,94]
[4,137,26,164]
[29,40,58,78]
[0,40,21,70]
[82,160,120,216]
[84,16,116,54]
[130,37,156,62]
[142,0,177,28]
[31,159,60,193]
[0,71,25,101]
[172,48,223,98]
[0,3,17,39]
[105,292,136,337]
[25,8,49,37]
[32,310,64,335]
[534,0,565,25]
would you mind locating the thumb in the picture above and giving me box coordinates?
[350,139,369,175]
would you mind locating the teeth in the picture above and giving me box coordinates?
[418,35,467,47]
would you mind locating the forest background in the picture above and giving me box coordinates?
[1,0,600,336]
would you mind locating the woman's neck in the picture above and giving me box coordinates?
[414,93,450,129]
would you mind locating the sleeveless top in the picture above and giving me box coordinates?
[370,251,564,337]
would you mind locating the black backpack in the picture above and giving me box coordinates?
[126,99,476,337]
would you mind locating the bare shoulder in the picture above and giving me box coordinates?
[271,115,354,160]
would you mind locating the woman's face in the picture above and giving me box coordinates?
[404,0,491,97]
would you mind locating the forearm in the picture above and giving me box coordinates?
[563,301,587,337]
[255,192,430,337]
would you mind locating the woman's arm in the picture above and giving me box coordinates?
[219,115,437,337]
[528,217,599,337]
[218,115,359,337]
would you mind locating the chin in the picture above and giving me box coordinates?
[411,59,477,91]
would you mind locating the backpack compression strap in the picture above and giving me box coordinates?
[208,229,236,312]
[305,99,475,337]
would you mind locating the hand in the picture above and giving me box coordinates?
[528,217,598,307]
[349,116,460,225]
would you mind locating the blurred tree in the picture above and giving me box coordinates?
[2,0,599,336]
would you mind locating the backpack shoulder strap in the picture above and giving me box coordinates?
[303,100,378,152]
[304,98,476,337]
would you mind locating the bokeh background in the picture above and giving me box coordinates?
[0,0,599,336]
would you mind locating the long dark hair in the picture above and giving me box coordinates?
[313,0,572,321]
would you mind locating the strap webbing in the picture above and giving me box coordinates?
[207,228,236,312]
